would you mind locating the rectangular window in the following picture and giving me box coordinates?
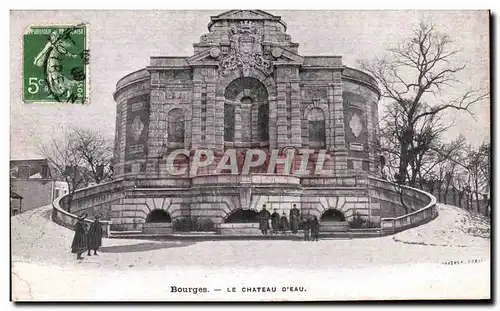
[18,165,30,179]
[41,164,49,178]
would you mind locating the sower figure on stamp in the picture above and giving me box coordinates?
[33,30,79,100]
[310,215,320,242]
[280,212,289,234]
[259,205,271,235]
[87,214,103,256]
[289,204,300,234]
[71,213,88,260]
[271,209,280,235]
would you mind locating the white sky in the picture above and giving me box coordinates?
[9,10,490,159]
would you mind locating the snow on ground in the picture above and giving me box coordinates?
[394,204,491,247]
[11,204,490,301]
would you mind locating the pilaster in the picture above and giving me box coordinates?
[290,80,302,147]
[268,95,277,149]
[191,81,203,149]
[332,70,347,170]
[215,96,225,154]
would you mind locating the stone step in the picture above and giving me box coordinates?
[143,227,173,234]
[107,230,381,240]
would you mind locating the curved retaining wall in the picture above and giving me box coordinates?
[368,177,438,235]
[52,179,133,238]
[52,176,438,238]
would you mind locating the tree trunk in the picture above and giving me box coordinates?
[67,193,73,213]
[443,181,450,205]
[398,141,410,185]
[475,191,480,214]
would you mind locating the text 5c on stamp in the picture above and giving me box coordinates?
[22,23,89,104]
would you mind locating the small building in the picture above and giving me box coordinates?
[10,158,69,213]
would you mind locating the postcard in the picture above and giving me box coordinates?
[10,9,491,301]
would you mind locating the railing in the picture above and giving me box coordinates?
[370,177,438,234]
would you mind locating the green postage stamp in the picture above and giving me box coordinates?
[22,24,89,104]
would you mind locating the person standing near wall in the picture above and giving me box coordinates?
[280,212,289,234]
[310,215,320,242]
[302,217,310,241]
[289,204,300,234]
[271,208,280,235]
[259,205,271,235]
[87,214,103,256]
[71,214,88,260]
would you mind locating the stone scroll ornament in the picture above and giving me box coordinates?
[219,21,273,77]
[349,113,363,138]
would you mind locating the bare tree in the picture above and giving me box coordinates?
[72,127,114,184]
[38,130,88,212]
[440,136,467,204]
[361,21,488,186]
[479,142,491,199]
[466,143,489,214]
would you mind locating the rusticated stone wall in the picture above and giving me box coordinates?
[51,175,436,235]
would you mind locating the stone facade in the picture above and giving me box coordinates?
[110,10,384,232]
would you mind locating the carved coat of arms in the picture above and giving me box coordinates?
[220,21,273,77]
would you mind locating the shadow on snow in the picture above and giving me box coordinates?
[99,242,195,253]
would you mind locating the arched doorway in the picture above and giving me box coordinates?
[320,209,346,222]
[224,77,269,147]
[146,209,172,223]
[223,209,259,223]
[143,209,173,234]
[220,209,260,235]
[319,209,348,232]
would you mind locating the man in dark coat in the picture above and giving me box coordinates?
[302,217,310,241]
[280,212,289,234]
[271,209,280,235]
[71,214,88,260]
[310,215,320,241]
[289,204,300,234]
[87,214,103,256]
[259,205,271,235]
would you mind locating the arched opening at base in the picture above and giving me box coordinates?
[146,209,172,223]
[224,209,259,223]
[320,209,346,222]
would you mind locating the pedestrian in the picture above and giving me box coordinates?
[289,204,300,234]
[71,213,88,260]
[87,214,103,256]
[280,212,289,234]
[310,215,320,241]
[259,205,271,235]
[302,217,310,241]
[271,208,280,235]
